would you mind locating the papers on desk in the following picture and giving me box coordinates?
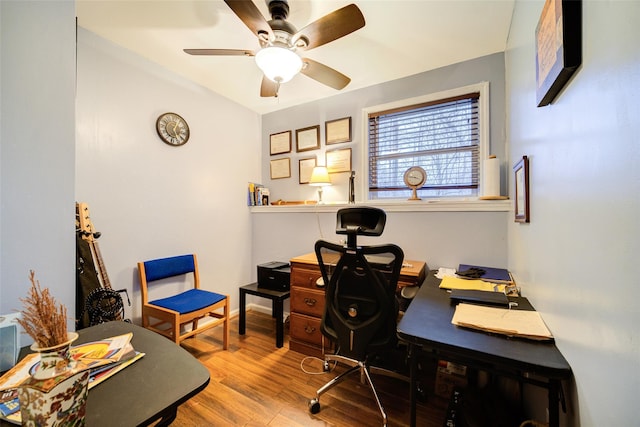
[451,303,554,341]
[439,276,508,293]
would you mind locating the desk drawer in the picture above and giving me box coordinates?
[291,287,325,317]
[290,312,324,347]
[290,265,322,289]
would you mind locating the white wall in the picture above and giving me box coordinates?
[75,29,260,319]
[506,1,640,425]
[0,1,76,334]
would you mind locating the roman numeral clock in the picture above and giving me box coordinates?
[156,112,190,146]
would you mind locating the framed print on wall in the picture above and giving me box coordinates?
[270,157,291,180]
[513,156,530,223]
[325,117,352,145]
[295,125,320,152]
[326,148,352,174]
[270,131,292,155]
[298,157,317,184]
[535,0,582,107]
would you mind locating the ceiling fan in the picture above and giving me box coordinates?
[184,0,365,97]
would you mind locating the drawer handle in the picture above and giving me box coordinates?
[304,297,317,306]
[304,325,316,334]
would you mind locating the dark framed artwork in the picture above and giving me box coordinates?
[513,156,530,223]
[535,0,582,107]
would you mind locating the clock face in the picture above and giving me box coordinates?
[156,113,190,146]
[403,166,427,188]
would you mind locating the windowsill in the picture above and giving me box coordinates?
[250,198,511,213]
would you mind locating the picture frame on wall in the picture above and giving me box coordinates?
[326,148,352,174]
[298,157,317,184]
[270,131,292,155]
[295,125,320,152]
[325,117,352,145]
[513,156,530,223]
[270,157,291,180]
[535,0,582,107]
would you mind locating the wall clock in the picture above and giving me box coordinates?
[403,166,427,201]
[156,112,190,146]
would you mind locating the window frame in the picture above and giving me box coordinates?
[360,82,490,202]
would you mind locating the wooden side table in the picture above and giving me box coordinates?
[238,283,290,348]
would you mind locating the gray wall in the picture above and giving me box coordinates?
[261,53,507,203]
[75,28,261,320]
[506,1,639,425]
[0,1,76,333]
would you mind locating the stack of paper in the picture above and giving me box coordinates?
[451,303,553,341]
[439,276,507,293]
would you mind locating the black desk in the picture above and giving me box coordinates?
[2,321,209,427]
[239,283,290,348]
[397,273,572,427]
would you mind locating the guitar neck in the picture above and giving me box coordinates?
[76,202,112,290]
[90,240,112,290]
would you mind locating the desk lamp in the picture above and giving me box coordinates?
[309,166,331,204]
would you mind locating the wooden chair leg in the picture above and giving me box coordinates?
[223,300,230,350]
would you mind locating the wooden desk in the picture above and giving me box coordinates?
[2,321,209,427]
[397,273,572,427]
[289,252,426,357]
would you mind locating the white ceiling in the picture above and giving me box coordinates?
[76,0,515,114]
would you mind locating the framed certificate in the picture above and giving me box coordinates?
[298,157,317,184]
[325,117,351,145]
[270,131,292,155]
[270,157,291,180]
[295,125,320,152]
[326,148,352,174]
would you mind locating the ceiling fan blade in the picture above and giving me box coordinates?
[260,76,279,97]
[183,49,255,56]
[293,4,365,51]
[300,58,350,90]
[224,0,273,40]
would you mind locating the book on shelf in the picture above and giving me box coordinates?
[0,333,144,424]
[248,182,269,206]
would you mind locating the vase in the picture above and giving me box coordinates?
[18,332,89,427]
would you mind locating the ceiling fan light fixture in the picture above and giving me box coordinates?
[255,46,302,83]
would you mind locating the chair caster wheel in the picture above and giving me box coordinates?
[323,361,330,371]
[309,398,320,414]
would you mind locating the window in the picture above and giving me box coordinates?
[365,83,488,200]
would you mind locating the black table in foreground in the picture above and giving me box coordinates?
[239,282,290,348]
[3,321,210,427]
[397,273,572,427]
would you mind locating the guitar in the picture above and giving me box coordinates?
[76,202,112,290]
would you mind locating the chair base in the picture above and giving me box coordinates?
[308,354,408,426]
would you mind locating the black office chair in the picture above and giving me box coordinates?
[308,207,406,425]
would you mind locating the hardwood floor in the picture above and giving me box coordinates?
[169,310,449,427]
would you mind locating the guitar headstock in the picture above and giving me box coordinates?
[76,202,100,241]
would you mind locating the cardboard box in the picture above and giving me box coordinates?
[434,360,467,398]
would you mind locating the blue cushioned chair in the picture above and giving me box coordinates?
[138,254,229,347]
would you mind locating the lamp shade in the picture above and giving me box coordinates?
[255,46,303,83]
[309,166,331,186]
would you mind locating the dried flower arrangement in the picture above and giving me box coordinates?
[17,270,69,348]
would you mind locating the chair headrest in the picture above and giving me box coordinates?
[336,207,386,237]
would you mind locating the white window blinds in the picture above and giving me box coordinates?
[368,92,480,199]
